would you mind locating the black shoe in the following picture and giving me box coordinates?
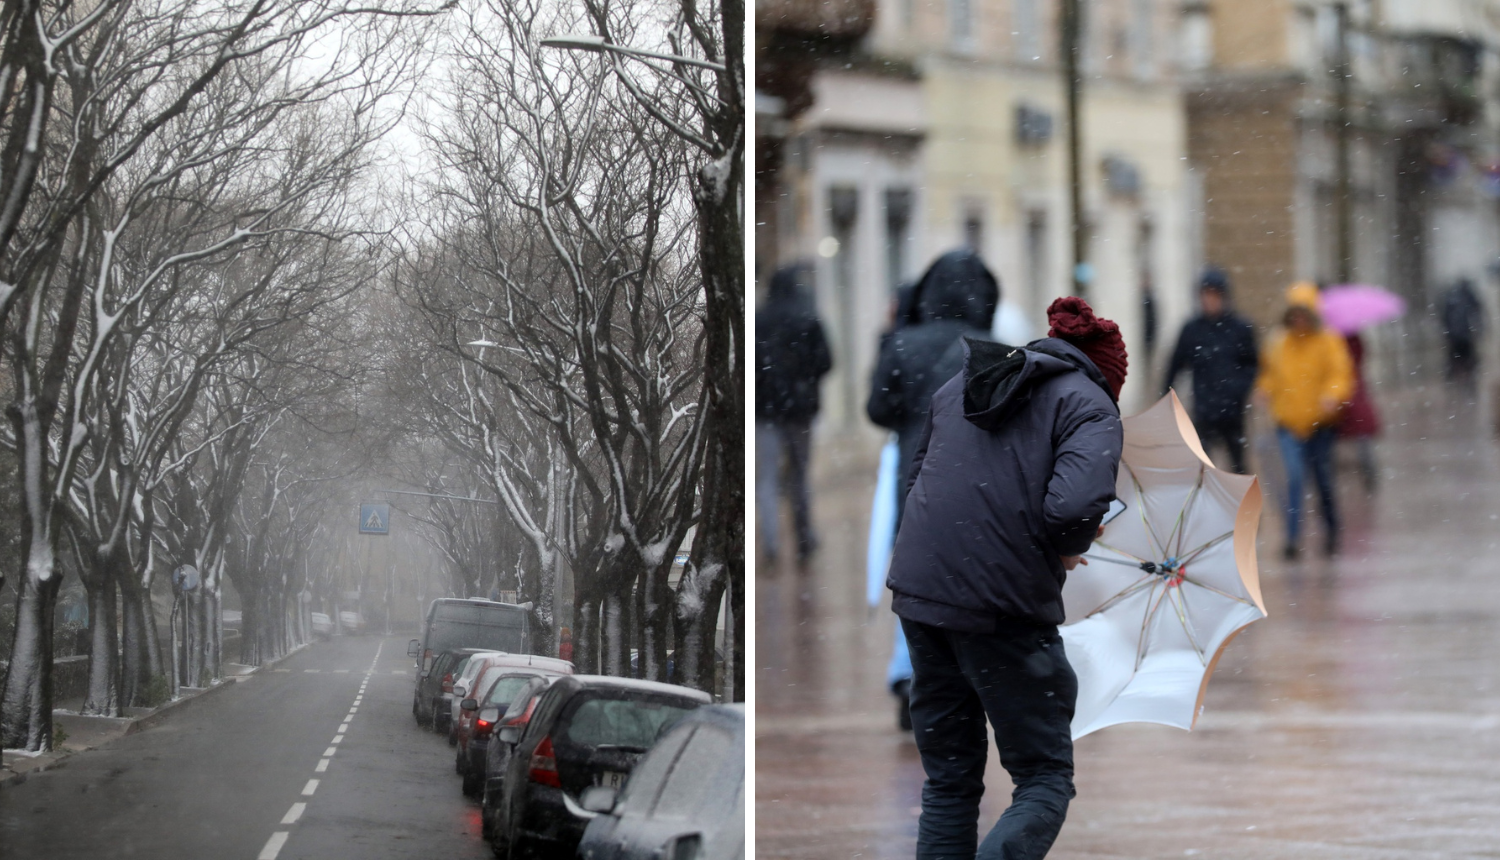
[893,680,912,731]
[1283,544,1300,561]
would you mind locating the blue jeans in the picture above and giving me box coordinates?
[1276,425,1338,546]
[903,619,1077,860]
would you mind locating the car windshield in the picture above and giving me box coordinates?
[483,676,533,708]
[561,695,695,750]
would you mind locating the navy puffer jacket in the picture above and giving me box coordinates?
[887,337,1123,631]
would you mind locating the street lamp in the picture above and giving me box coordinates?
[539,35,727,72]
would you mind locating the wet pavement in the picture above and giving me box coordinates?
[757,384,1500,859]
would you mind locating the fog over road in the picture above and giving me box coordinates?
[1,635,488,860]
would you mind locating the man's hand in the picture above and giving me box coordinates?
[1061,555,1088,571]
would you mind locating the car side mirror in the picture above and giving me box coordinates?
[461,698,478,712]
[497,726,521,744]
[478,706,500,724]
[407,639,420,657]
[453,683,467,697]
[663,833,702,860]
[580,785,618,814]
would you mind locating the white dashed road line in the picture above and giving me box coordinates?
[260,640,385,859]
[258,832,289,860]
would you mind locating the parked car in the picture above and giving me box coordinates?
[339,610,365,634]
[412,648,493,732]
[577,704,745,860]
[486,676,709,860]
[480,678,564,840]
[408,597,533,675]
[449,652,573,745]
[457,669,566,797]
[310,612,333,640]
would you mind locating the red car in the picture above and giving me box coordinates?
[457,669,566,797]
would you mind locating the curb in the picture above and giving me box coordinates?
[3,643,311,786]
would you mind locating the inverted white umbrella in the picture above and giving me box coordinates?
[1059,392,1267,739]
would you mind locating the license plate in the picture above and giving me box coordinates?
[598,771,626,789]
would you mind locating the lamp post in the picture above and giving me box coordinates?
[540,8,744,700]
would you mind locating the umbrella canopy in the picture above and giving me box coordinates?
[1059,392,1266,739]
[1319,283,1406,334]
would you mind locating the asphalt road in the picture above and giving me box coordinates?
[0,634,490,860]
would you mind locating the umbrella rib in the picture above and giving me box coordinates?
[1169,585,1208,666]
[1090,540,1147,563]
[1084,575,1157,618]
[1178,574,1258,608]
[1125,463,1169,558]
[1136,581,1168,672]
[1165,465,1206,559]
[1178,530,1235,565]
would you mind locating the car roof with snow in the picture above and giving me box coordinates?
[556,674,712,702]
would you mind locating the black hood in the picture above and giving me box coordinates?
[914,250,999,328]
[962,337,1115,431]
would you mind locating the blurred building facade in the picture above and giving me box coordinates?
[1186,0,1500,334]
[757,0,1196,429]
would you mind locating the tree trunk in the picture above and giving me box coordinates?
[573,599,598,675]
[602,591,625,676]
[0,553,63,750]
[119,571,151,706]
[81,552,121,716]
[729,568,744,702]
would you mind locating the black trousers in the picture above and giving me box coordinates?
[1196,412,1247,474]
[902,618,1077,860]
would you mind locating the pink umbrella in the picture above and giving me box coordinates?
[1320,284,1407,334]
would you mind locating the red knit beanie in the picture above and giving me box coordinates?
[1047,297,1128,400]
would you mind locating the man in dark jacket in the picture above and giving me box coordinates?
[867,249,1000,519]
[1441,278,1484,388]
[755,263,833,561]
[887,297,1126,860]
[1162,267,1258,473]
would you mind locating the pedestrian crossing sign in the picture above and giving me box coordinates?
[360,502,390,535]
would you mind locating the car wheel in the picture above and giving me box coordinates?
[448,724,458,746]
[455,747,466,774]
[462,768,482,798]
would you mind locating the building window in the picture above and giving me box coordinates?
[1014,0,1042,62]
[1179,1,1213,72]
[950,0,976,52]
[885,188,913,292]
[1132,0,1154,79]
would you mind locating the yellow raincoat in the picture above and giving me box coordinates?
[1255,327,1355,438]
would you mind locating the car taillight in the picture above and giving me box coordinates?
[475,719,493,734]
[441,673,453,693]
[528,736,560,787]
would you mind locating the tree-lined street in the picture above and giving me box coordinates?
[1,635,488,860]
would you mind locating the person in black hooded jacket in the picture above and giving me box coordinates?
[756,263,833,561]
[887,297,1126,860]
[867,249,999,521]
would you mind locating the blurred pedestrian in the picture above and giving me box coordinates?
[755,263,832,562]
[867,249,999,517]
[1255,282,1354,559]
[1441,279,1485,389]
[867,250,999,727]
[1338,333,1380,492]
[1161,266,1258,473]
[887,297,1126,860]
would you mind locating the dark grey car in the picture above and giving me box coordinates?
[576,704,744,860]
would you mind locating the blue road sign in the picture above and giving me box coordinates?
[360,502,390,535]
